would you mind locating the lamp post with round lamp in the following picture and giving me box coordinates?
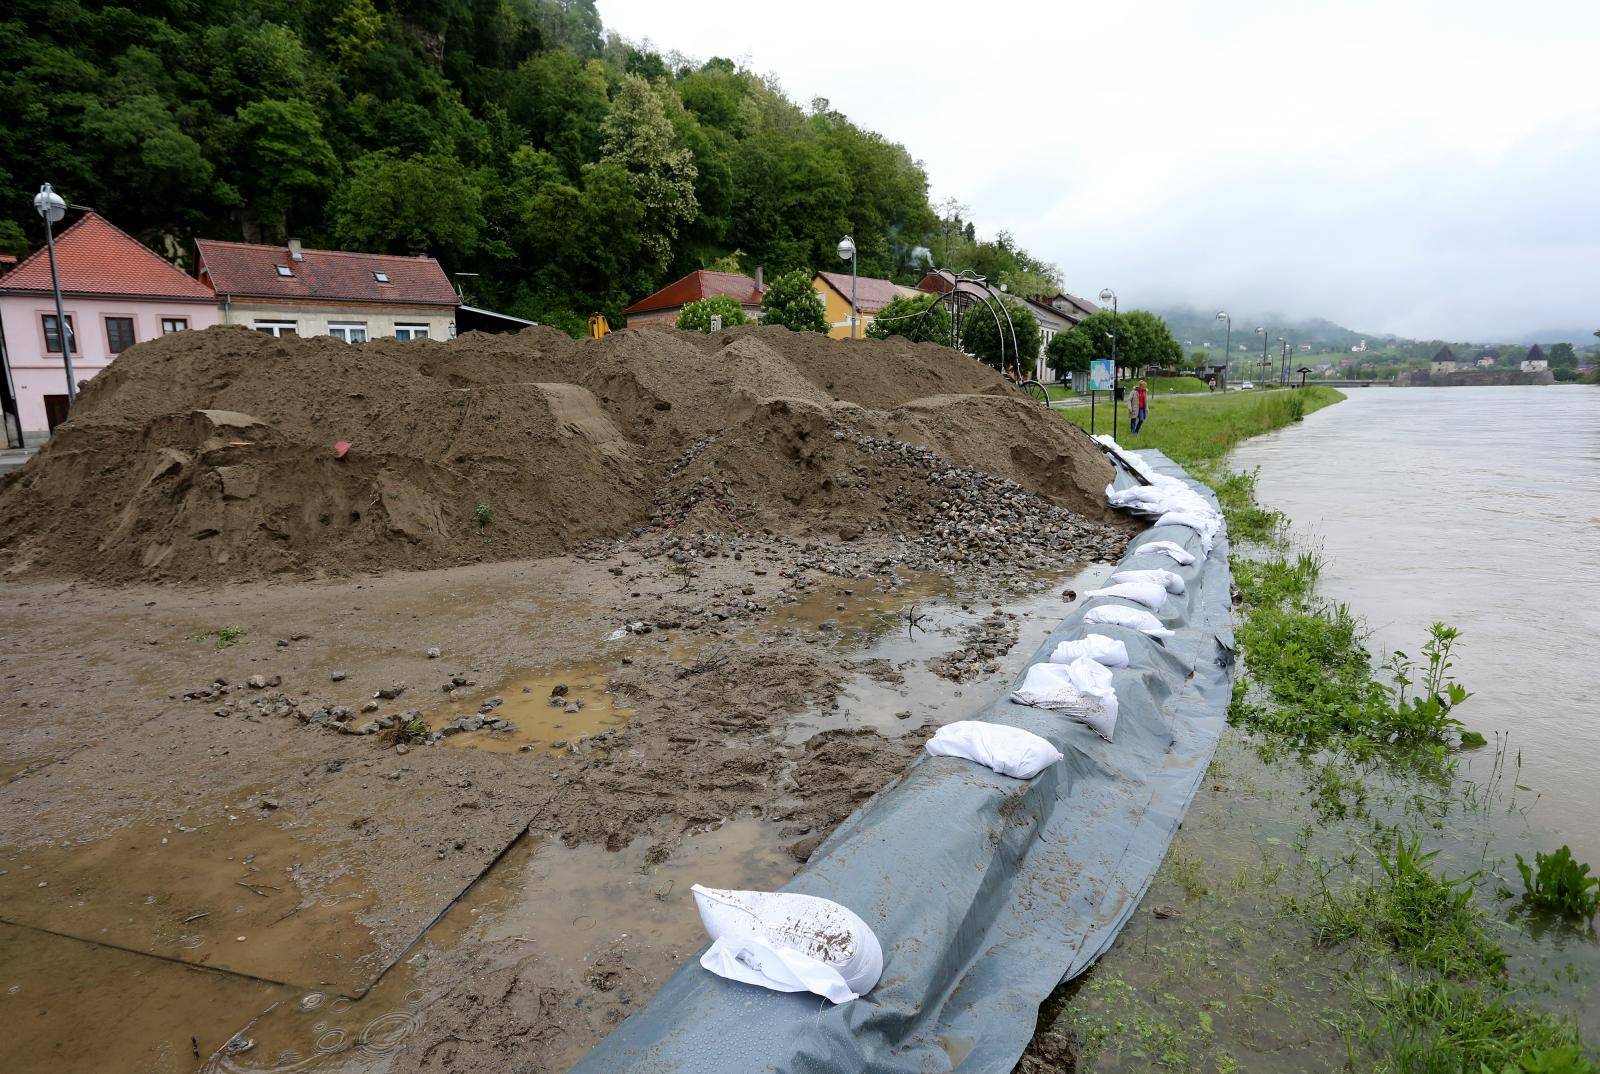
[1216,311,1230,388]
[836,234,857,339]
[32,184,78,402]
[1099,288,1119,433]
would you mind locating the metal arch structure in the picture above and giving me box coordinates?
[912,268,1021,374]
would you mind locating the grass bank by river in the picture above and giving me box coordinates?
[1058,384,1346,462]
[1024,390,1598,1073]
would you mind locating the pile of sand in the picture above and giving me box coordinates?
[0,324,1116,583]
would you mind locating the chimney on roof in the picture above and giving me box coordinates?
[754,266,764,290]
[287,238,303,262]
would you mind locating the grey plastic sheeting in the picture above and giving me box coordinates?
[568,449,1235,1074]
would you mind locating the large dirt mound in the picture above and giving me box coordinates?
[0,324,1117,583]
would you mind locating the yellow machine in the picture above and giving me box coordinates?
[588,313,610,338]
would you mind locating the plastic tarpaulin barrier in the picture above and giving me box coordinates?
[568,448,1235,1074]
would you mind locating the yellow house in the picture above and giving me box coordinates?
[812,272,922,340]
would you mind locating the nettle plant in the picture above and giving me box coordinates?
[1515,845,1600,919]
[1381,622,1472,742]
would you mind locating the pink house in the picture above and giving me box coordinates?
[0,211,220,442]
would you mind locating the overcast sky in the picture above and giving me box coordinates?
[598,0,1599,342]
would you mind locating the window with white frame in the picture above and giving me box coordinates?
[328,322,368,343]
[161,317,189,334]
[394,324,430,341]
[253,321,297,337]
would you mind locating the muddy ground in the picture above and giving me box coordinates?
[1,523,1117,1073]
[0,323,1132,1071]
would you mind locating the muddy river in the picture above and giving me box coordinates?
[1233,384,1600,862]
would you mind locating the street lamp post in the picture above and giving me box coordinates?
[1278,337,1288,386]
[1216,311,1230,389]
[33,184,78,402]
[836,235,858,339]
[1099,288,1119,434]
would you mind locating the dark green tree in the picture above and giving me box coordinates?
[1547,342,1577,369]
[759,270,828,333]
[1047,310,1180,379]
[959,295,1040,376]
[1046,329,1093,375]
[332,152,486,265]
[866,293,951,344]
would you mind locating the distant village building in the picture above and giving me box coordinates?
[1521,344,1549,372]
[0,211,221,439]
[811,272,920,340]
[1350,339,1368,353]
[622,269,765,327]
[197,238,458,342]
[1429,346,1457,373]
[1476,355,1495,368]
[1453,352,1477,371]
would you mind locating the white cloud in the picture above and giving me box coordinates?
[599,0,1600,340]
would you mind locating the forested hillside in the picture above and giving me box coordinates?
[0,0,1047,332]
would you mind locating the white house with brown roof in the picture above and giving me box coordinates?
[0,211,220,439]
[196,239,458,342]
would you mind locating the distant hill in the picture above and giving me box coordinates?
[1151,306,1391,355]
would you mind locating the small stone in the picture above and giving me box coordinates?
[395,744,410,755]
[246,674,268,690]
[426,647,442,659]
[551,740,567,749]
[564,702,579,714]
[1151,904,1183,919]
[361,700,379,713]
[330,671,347,682]
[375,684,407,700]
[550,684,569,698]
[260,798,280,810]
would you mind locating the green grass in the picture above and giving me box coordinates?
[1136,375,1212,395]
[187,626,247,649]
[1060,384,1345,465]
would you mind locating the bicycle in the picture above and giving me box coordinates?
[1002,366,1051,406]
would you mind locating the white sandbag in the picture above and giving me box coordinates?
[1010,658,1119,740]
[1092,435,1160,483]
[691,885,882,1004]
[1085,581,1169,610]
[1105,484,1170,512]
[1137,539,1197,565]
[1156,509,1222,553]
[924,720,1064,779]
[1112,568,1186,595]
[1048,634,1130,668]
[1082,604,1175,639]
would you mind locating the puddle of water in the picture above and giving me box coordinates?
[0,922,287,1074]
[439,661,633,754]
[206,815,794,1073]
[0,814,380,993]
[787,565,1112,742]
[770,569,952,647]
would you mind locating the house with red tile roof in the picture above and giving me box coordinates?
[811,271,921,340]
[621,269,766,326]
[196,238,458,344]
[0,211,221,439]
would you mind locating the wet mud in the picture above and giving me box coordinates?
[0,528,1114,1073]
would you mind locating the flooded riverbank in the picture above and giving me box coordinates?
[1040,385,1599,1072]
[1234,385,1600,864]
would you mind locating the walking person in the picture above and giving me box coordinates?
[1130,379,1149,434]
